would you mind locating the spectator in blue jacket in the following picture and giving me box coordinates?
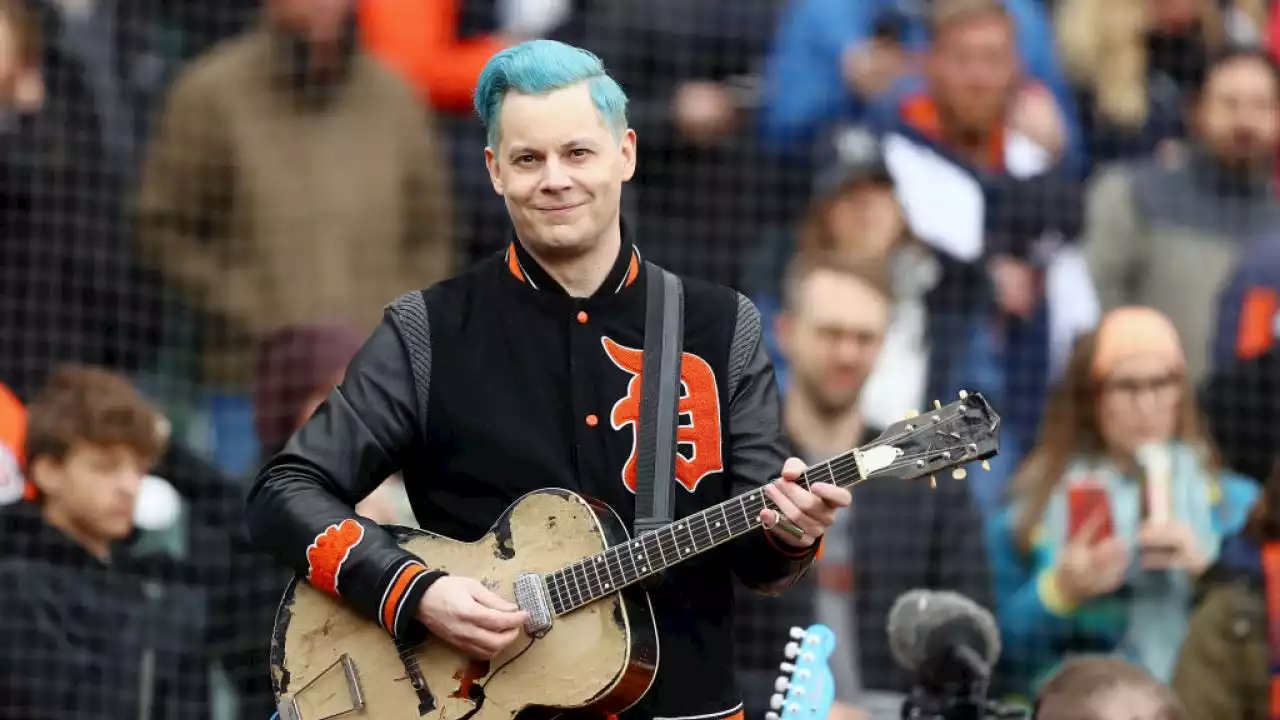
[758,0,1079,162]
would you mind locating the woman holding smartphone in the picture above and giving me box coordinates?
[985,306,1258,701]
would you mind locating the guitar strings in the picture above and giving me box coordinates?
[549,441,976,613]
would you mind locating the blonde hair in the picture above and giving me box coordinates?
[1054,0,1244,128]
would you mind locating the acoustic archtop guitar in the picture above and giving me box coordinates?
[270,392,1000,720]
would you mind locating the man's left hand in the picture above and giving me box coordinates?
[761,457,853,549]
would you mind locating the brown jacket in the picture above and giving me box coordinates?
[136,22,455,388]
[1171,558,1271,720]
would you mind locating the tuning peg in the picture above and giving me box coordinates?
[779,662,796,674]
[769,693,785,710]
[774,676,790,692]
[788,626,806,640]
[766,713,780,720]
[783,642,799,659]
[953,468,967,480]
[904,409,919,419]
[933,399,942,409]
[958,389,969,399]
[981,460,991,471]
[929,475,937,489]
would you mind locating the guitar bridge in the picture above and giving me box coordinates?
[514,572,554,637]
[276,654,365,720]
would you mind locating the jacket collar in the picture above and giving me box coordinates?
[505,221,643,297]
[0,500,115,568]
[899,92,1006,172]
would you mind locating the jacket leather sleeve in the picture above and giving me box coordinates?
[724,293,821,595]
[244,304,445,641]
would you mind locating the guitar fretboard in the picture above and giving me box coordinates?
[543,447,868,615]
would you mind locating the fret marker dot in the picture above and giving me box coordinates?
[682,548,689,555]
[641,566,648,572]
[604,583,610,589]
[715,521,722,527]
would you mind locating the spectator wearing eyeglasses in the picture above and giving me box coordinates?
[985,306,1257,699]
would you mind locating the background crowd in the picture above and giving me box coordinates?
[3,0,1280,717]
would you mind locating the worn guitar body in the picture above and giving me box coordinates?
[271,489,658,720]
[271,392,1003,720]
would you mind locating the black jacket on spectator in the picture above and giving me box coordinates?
[0,42,153,402]
[1200,348,1278,483]
[148,441,289,719]
[0,501,212,720]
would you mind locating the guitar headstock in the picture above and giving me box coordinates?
[858,390,1001,488]
[766,624,837,720]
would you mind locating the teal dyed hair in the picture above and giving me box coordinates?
[474,39,629,149]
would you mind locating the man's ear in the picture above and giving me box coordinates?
[620,128,637,182]
[774,311,794,358]
[28,456,63,499]
[484,147,505,196]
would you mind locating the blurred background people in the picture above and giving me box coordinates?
[1171,458,1279,719]
[135,0,456,478]
[735,253,990,720]
[1035,656,1189,720]
[1084,49,1280,384]
[987,307,1257,699]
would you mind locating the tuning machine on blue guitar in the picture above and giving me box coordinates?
[766,624,837,720]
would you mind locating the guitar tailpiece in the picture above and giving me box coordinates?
[514,572,554,637]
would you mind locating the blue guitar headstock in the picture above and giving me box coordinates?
[766,624,837,720]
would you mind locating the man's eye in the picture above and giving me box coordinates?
[517,155,536,165]
[570,148,589,158]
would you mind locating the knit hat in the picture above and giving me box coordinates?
[253,324,368,458]
[1091,306,1186,379]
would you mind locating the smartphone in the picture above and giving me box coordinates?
[1067,483,1114,543]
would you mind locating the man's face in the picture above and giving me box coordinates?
[1197,57,1280,166]
[270,0,352,43]
[34,443,145,544]
[826,182,904,260]
[928,15,1018,133]
[485,83,636,260]
[778,271,889,416]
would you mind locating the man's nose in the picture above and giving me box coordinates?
[541,159,573,191]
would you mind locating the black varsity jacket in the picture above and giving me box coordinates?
[245,229,819,720]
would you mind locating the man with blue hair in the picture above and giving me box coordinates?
[246,39,851,720]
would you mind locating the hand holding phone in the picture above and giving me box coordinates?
[1055,499,1128,607]
[1067,483,1114,543]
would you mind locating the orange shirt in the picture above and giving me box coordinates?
[358,0,508,115]
[0,382,28,503]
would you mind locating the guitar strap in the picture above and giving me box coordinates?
[633,261,684,538]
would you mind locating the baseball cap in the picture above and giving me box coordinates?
[812,125,895,201]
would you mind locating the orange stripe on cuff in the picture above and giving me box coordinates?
[382,562,426,630]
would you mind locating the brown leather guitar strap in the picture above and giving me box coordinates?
[633,261,684,538]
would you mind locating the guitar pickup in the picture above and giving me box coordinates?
[515,572,554,637]
[277,654,365,720]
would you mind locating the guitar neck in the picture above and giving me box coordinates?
[543,447,870,615]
